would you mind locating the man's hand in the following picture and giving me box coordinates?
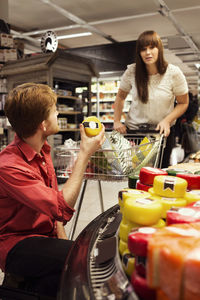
[57,221,68,240]
[79,123,106,158]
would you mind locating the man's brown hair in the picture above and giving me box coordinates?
[4,83,57,138]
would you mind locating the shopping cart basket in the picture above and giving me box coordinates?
[55,130,166,239]
[56,131,165,182]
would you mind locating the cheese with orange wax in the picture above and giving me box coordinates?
[147,223,200,300]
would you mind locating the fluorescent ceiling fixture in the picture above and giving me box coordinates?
[57,32,92,40]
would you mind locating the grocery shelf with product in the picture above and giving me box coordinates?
[0,78,10,151]
[91,76,132,130]
[0,50,97,159]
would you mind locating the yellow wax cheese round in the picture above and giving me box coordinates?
[124,196,162,225]
[119,239,128,256]
[82,116,102,137]
[121,249,135,277]
[118,188,150,208]
[185,190,200,204]
[153,218,166,228]
[119,216,165,243]
[153,175,187,198]
[119,219,139,242]
[154,194,187,218]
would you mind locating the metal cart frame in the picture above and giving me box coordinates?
[56,131,166,240]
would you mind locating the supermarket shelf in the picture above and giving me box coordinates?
[58,110,81,115]
[57,95,80,101]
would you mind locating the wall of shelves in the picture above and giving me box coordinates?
[0,79,9,151]
[0,50,97,145]
[91,76,131,130]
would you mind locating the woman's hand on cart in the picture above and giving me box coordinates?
[156,119,170,137]
[114,121,127,134]
[79,123,106,158]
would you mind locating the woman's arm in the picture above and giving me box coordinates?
[114,88,129,134]
[156,93,189,137]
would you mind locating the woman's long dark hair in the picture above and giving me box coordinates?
[135,30,168,103]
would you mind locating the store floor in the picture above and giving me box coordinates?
[62,179,127,239]
[0,179,127,284]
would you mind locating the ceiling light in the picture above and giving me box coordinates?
[57,32,92,40]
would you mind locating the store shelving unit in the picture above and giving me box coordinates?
[91,76,131,130]
[0,50,97,148]
[0,79,9,151]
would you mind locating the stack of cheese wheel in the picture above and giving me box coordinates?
[118,187,165,278]
[148,175,187,218]
[118,188,150,267]
[136,167,168,192]
[128,227,157,300]
[147,222,200,300]
[118,188,150,259]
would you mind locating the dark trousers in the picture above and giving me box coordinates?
[5,236,74,298]
[162,126,175,168]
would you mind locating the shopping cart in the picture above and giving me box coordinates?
[55,130,166,239]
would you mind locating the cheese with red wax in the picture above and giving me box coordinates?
[128,227,157,257]
[131,271,156,300]
[177,173,200,190]
[166,207,200,225]
[140,167,168,185]
[136,181,152,192]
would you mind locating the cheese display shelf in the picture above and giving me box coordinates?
[91,77,131,130]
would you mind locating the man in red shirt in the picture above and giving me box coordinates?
[0,83,105,298]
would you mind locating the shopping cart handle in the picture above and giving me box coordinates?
[126,126,160,134]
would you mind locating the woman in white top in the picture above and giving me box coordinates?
[114,30,189,167]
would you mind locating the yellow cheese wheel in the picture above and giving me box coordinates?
[124,196,162,225]
[121,249,135,277]
[185,190,200,204]
[155,195,187,218]
[119,219,139,242]
[118,188,150,208]
[82,116,102,137]
[119,239,128,256]
[119,216,165,242]
[153,218,166,228]
[153,175,187,198]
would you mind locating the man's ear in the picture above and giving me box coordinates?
[40,120,47,132]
